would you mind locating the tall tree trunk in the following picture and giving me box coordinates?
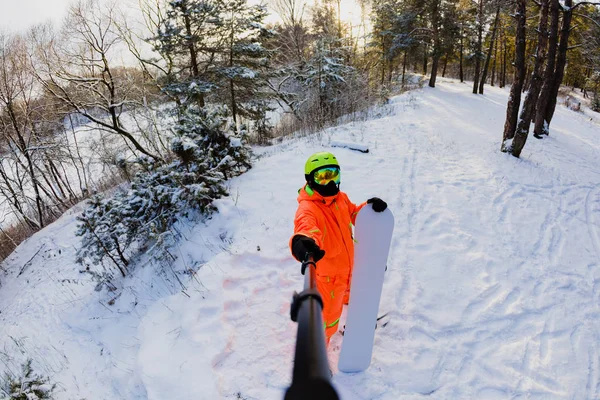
[534,0,560,137]
[472,0,484,94]
[511,0,550,158]
[501,0,527,152]
[402,51,407,85]
[459,27,464,82]
[381,40,387,85]
[442,53,448,78]
[423,43,428,75]
[501,25,507,88]
[541,0,573,134]
[583,68,592,98]
[479,7,501,94]
[429,55,440,88]
[491,26,498,87]
[388,52,394,83]
[229,13,238,132]
[522,64,530,92]
[429,0,441,88]
[5,103,45,227]
[337,0,342,40]
[0,166,39,230]
[183,11,204,107]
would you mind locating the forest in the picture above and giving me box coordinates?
[0,0,599,269]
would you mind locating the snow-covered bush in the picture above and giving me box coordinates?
[76,107,251,277]
[0,359,56,400]
[172,106,252,177]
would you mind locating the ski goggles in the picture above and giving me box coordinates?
[313,166,341,185]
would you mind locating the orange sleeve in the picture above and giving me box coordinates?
[346,195,366,225]
[289,203,324,257]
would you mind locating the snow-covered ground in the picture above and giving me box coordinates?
[1,78,600,399]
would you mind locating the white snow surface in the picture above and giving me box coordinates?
[331,140,370,153]
[2,78,600,399]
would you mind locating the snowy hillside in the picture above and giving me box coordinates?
[1,78,600,399]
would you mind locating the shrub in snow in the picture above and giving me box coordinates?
[592,92,600,113]
[76,107,251,277]
[564,95,581,112]
[172,106,252,177]
[0,359,56,400]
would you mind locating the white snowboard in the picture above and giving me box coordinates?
[338,204,394,373]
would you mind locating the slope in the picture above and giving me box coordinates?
[1,78,600,399]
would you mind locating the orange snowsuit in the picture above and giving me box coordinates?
[290,184,365,341]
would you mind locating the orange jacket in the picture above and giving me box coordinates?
[290,185,365,276]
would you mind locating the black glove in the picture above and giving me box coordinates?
[367,197,387,212]
[291,235,325,262]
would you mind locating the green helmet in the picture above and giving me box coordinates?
[304,152,340,175]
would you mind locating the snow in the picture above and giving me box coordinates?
[330,140,369,153]
[229,137,243,148]
[1,77,600,399]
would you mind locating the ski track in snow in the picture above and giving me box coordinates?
[1,78,600,399]
[586,187,600,267]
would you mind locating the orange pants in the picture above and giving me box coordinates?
[316,273,350,343]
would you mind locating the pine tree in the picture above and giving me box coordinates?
[1,359,56,400]
[151,0,225,107]
[76,193,131,276]
[300,36,355,127]
[370,0,402,85]
[214,1,275,135]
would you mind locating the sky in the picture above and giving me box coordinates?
[0,0,74,32]
[0,0,365,34]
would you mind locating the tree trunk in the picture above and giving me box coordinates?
[0,165,39,230]
[429,55,440,88]
[183,11,205,107]
[429,0,441,88]
[5,103,45,227]
[501,25,507,88]
[583,68,592,98]
[541,0,573,134]
[459,27,464,82]
[229,15,238,132]
[472,0,484,94]
[442,53,448,78]
[533,0,559,137]
[479,7,501,94]
[501,0,527,152]
[491,26,498,87]
[337,0,342,40]
[522,64,530,92]
[423,43,428,76]
[511,0,550,158]
[402,51,407,85]
[381,40,387,85]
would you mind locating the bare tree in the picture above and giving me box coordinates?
[478,6,500,94]
[271,0,309,64]
[0,33,46,228]
[31,0,162,162]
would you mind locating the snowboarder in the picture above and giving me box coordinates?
[290,151,387,346]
